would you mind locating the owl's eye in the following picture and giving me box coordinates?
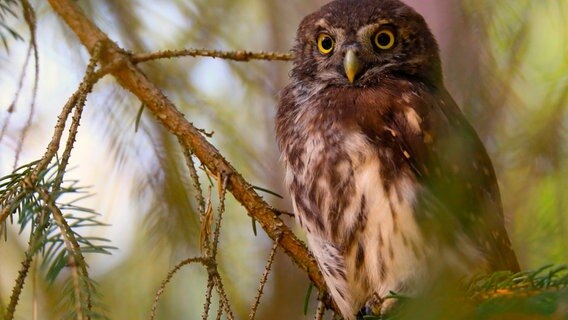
[317,33,335,55]
[374,29,396,50]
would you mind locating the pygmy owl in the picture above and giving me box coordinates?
[275,0,520,318]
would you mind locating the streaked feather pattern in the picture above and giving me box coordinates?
[276,0,519,318]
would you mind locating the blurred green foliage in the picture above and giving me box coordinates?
[0,0,566,319]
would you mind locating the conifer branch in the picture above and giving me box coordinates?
[47,0,329,309]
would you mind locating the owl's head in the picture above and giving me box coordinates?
[291,0,442,88]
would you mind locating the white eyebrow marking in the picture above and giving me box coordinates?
[316,18,331,29]
[357,23,381,38]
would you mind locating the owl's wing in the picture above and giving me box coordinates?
[390,87,519,272]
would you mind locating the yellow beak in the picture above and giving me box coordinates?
[344,49,361,83]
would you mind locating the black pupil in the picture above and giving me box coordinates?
[377,32,392,46]
[321,37,333,50]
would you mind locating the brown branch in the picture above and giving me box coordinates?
[47,0,327,305]
[132,48,293,63]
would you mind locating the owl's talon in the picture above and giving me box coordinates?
[357,293,384,319]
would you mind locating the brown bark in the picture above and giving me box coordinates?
[47,0,329,309]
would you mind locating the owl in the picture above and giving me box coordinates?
[275,0,519,318]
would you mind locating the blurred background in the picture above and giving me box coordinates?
[0,0,566,319]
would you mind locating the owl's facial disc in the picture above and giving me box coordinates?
[293,0,443,87]
[344,49,361,83]
[312,22,403,85]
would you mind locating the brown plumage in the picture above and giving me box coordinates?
[275,0,519,318]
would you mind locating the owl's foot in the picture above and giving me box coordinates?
[356,307,379,319]
[356,294,382,319]
[356,293,400,319]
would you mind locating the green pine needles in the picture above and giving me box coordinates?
[357,266,568,319]
[470,266,568,319]
[1,161,114,319]
[0,0,23,51]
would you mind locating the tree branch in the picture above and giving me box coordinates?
[132,48,293,63]
[47,0,328,306]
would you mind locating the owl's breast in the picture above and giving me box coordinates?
[283,109,416,242]
[283,116,361,238]
[283,122,429,304]
[279,90,487,316]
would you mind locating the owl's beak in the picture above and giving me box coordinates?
[344,49,361,83]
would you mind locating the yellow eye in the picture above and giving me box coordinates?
[374,29,395,50]
[317,33,335,55]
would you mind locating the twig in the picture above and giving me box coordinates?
[201,275,215,320]
[215,299,223,320]
[273,208,295,218]
[0,0,35,148]
[181,145,206,213]
[12,0,39,169]
[207,173,235,319]
[211,173,228,258]
[0,38,102,227]
[29,91,79,179]
[5,248,34,320]
[181,145,213,255]
[212,273,234,320]
[200,187,214,254]
[31,257,37,320]
[249,236,281,320]
[5,211,48,320]
[132,48,293,63]
[0,182,27,224]
[314,294,326,320]
[149,257,209,320]
[54,41,102,189]
[38,188,91,320]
